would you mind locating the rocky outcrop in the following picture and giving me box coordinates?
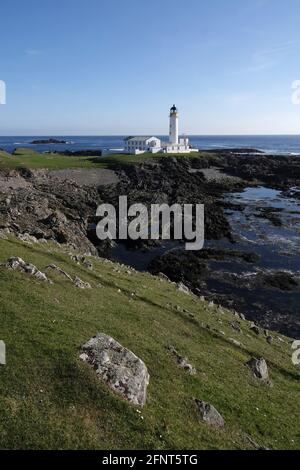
[262,271,299,291]
[17,233,38,244]
[246,357,269,381]
[250,322,260,336]
[177,282,190,295]
[2,257,52,283]
[203,150,300,189]
[112,157,234,247]
[74,276,91,289]
[71,254,93,270]
[80,333,149,406]
[231,320,242,333]
[195,399,225,428]
[46,264,73,281]
[149,248,259,295]
[0,170,100,255]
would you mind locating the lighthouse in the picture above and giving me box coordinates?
[169,104,179,144]
[122,104,197,155]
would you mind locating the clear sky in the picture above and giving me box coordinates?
[1,0,300,135]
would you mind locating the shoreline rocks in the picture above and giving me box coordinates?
[1,151,299,337]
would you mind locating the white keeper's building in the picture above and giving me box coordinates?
[124,105,197,155]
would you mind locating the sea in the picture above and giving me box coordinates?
[1,135,300,155]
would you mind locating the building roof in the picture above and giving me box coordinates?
[124,136,159,142]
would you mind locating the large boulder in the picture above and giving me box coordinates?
[246,357,269,380]
[80,333,150,407]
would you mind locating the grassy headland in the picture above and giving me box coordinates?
[0,234,299,450]
[0,148,212,170]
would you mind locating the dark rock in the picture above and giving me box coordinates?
[54,149,102,157]
[256,207,283,227]
[0,170,99,254]
[177,282,190,295]
[206,152,300,189]
[148,248,259,298]
[262,272,299,291]
[231,320,242,333]
[195,248,260,264]
[250,322,260,335]
[30,138,68,144]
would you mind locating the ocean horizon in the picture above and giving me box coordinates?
[1,134,300,155]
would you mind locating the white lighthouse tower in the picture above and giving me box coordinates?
[169,104,179,144]
[122,104,198,155]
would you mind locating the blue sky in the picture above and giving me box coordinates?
[1,0,300,135]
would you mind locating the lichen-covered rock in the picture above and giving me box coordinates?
[74,276,91,289]
[17,233,38,244]
[5,257,26,270]
[195,399,225,428]
[80,333,149,406]
[0,228,11,239]
[71,254,93,270]
[177,282,190,294]
[34,270,49,282]
[3,257,52,283]
[246,357,269,380]
[46,264,73,281]
[229,338,242,347]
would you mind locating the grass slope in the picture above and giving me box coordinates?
[0,235,299,450]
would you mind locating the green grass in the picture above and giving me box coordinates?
[0,235,299,449]
[0,149,103,170]
[0,148,212,170]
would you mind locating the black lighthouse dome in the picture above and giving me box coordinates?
[170,104,177,112]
